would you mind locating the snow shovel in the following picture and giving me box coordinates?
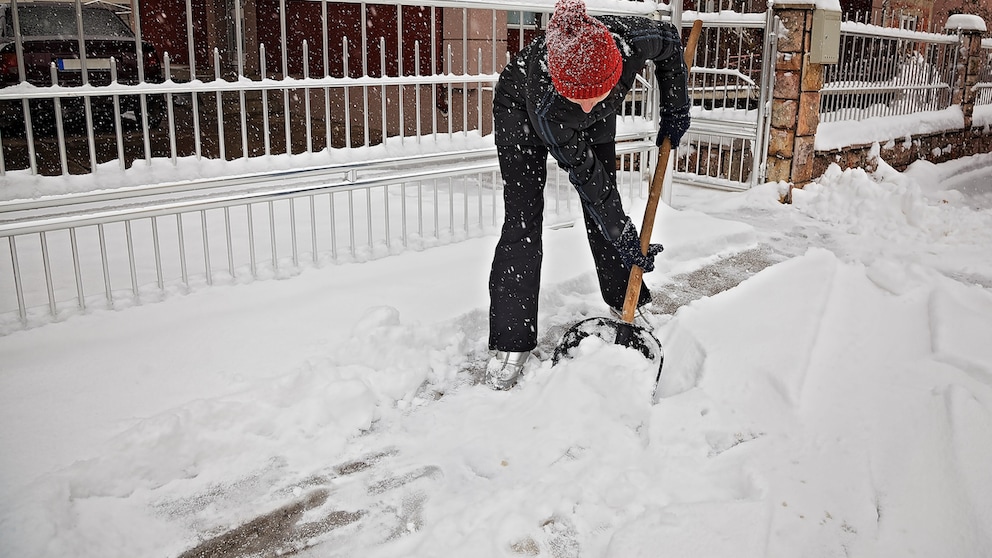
[551,20,703,382]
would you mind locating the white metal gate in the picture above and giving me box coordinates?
[674,4,777,191]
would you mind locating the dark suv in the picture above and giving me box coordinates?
[0,2,164,135]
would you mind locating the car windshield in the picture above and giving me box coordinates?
[10,5,134,38]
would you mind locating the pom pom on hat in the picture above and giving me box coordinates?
[546,0,622,99]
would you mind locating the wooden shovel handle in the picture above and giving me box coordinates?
[684,19,704,71]
[620,19,703,324]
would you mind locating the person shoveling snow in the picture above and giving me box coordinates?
[485,0,691,389]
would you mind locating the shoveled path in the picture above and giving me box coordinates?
[176,246,783,558]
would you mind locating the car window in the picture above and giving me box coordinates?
[12,5,134,38]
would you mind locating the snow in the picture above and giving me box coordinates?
[816,107,967,151]
[945,13,988,32]
[975,103,992,130]
[2,120,992,556]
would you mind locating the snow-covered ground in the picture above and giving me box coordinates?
[1,140,991,556]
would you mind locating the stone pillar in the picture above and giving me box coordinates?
[946,17,988,130]
[766,3,824,187]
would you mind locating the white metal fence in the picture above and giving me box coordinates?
[820,22,962,123]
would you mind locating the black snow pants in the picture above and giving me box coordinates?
[488,138,652,353]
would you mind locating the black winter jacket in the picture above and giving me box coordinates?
[493,15,688,242]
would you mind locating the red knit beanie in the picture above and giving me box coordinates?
[546,0,622,99]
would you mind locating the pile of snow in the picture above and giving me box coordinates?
[792,159,987,242]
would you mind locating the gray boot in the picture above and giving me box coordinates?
[484,350,530,390]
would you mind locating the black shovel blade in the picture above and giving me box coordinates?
[552,317,664,380]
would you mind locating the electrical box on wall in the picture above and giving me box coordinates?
[810,8,841,64]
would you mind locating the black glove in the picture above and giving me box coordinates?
[611,219,664,272]
[658,106,691,146]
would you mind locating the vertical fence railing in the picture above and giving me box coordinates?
[976,40,992,108]
[820,23,961,123]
